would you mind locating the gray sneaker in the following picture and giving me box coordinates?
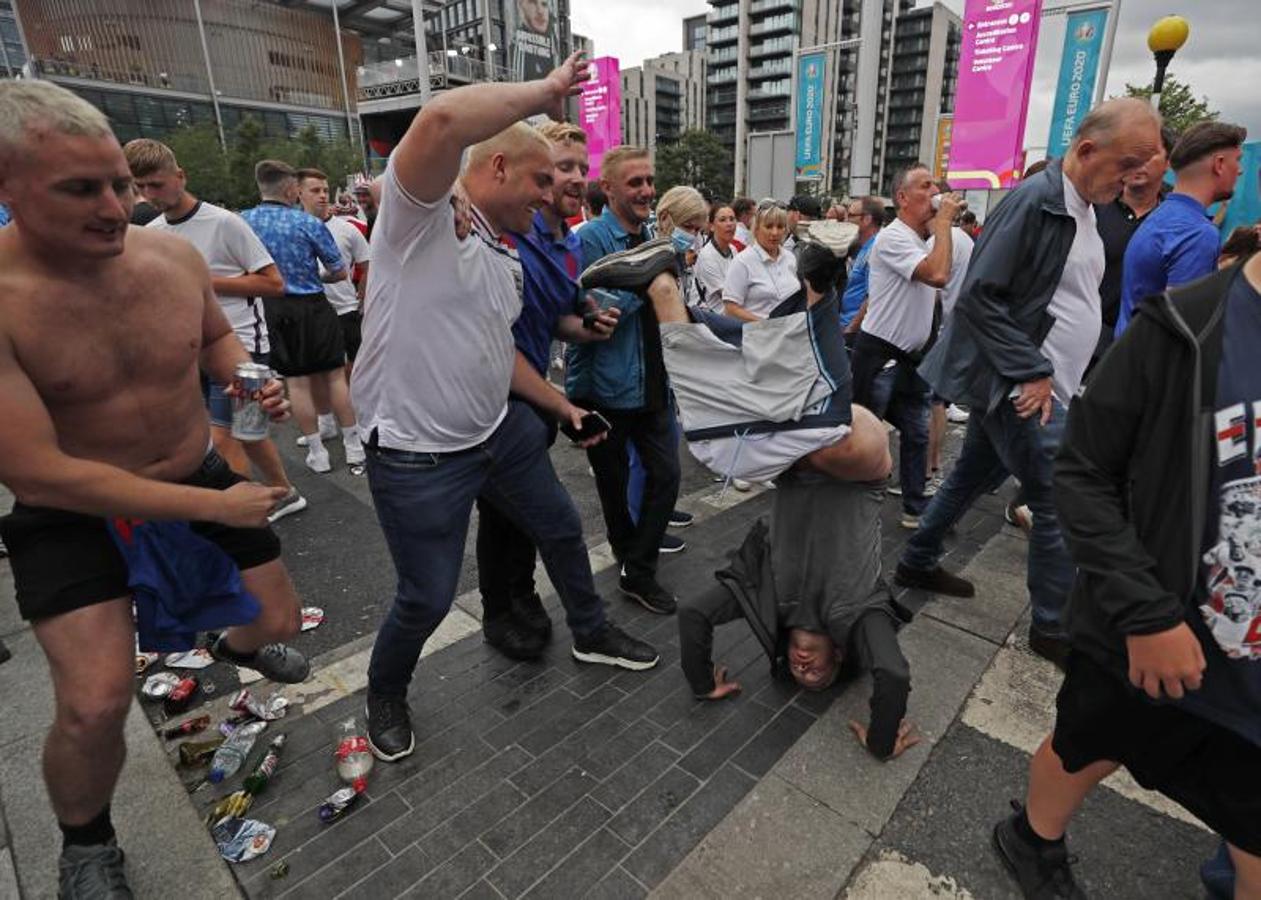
[579,237,679,292]
[59,840,133,899]
[267,488,308,524]
[210,635,311,684]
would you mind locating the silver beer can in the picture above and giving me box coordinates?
[231,362,273,442]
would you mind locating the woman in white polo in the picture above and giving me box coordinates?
[722,199,799,322]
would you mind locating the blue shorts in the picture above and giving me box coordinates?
[205,352,271,428]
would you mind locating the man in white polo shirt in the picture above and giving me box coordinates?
[850,164,959,529]
[352,53,659,762]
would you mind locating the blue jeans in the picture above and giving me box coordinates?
[900,399,1072,635]
[365,401,606,697]
[867,362,931,515]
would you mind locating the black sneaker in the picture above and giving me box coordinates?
[893,563,976,598]
[1028,625,1070,671]
[365,693,415,762]
[659,533,687,554]
[572,622,659,670]
[513,592,553,640]
[59,838,133,899]
[579,237,679,292]
[993,803,1086,899]
[668,509,694,528]
[618,576,678,615]
[209,635,311,683]
[483,614,547,661]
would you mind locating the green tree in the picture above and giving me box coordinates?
[655,129,735,202]
[1122,73,1218,136]
[162,124,233,207]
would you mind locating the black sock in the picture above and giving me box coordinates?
[60,806,115,849]
[1015,808,1063,849]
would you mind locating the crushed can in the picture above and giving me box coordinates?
[211,816,275,863]
[163,676,199,715]
[141,672,181,700]
[229,689,288,722]
[230,362,273,442]
[317,786,361,824]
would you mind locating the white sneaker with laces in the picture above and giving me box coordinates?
[947,404,970,424]
[344,430,366,466]
[305,444,332,473]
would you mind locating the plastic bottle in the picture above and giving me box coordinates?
[208,720,268,784]
[242,734,286,796]
[333,718,373,793]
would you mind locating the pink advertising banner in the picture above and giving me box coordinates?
[947,0,1043,189]
[579,56,622,183]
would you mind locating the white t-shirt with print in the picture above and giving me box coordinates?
[1040,175,1105,405]
[147,201,274,354]
[320,214,371,315]
[351,164,522,453]
[862,217,937,353]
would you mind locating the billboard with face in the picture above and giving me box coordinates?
[508,0,557,82]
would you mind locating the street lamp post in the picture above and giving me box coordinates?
[1147,15,1189,113]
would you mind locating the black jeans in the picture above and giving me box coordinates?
[475,406,558,619]
[576,403,681,583]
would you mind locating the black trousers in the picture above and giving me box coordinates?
[575,403,681,583]
[474,403,557,620]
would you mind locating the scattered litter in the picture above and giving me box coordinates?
[162,714,211,740]
[135,652,160,675]
[317,786,361,824]
[230,689,289,721]
[237,667,264,686]
[212,817,275,863]
[141,672,181,699]
[163,676,199,715]
[269,861,289,880]
[243,735,286,797]
[334,719,373,792]
[202,680,217,697]
[165,649,215,670]
[208,790,253,823]
[178,735,224,767]
[209,720,268,783]
[300,607,325,632]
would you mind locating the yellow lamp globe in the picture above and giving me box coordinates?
[1147,15,1190,54]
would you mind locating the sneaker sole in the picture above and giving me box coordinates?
[619,586,677,615]
[571,646,659,670]
[267,496,308,523]
[668,520,693,529]
[306,460,332,474]
[367,730,415,762]
[658,542,687,554]
[579,239,674,289]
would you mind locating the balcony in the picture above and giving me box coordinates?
[746,83,789,100]
[747,101,789,123]
[356,52,508,102]
[709,108,738,126]
[709,24,739,46]
[750,14,796,37]
[707,3,738,26]
[708,86,738,105]
[750,0,798,13]
[708,67,737,85]
[748,39,794,60]
[746,61,791,80]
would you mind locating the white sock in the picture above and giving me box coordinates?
[342,424,361,443]
[305,433,325,453]
[318,413,336,433]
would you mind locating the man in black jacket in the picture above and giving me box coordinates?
[993,255,1261,899]
[893,98,1162,665]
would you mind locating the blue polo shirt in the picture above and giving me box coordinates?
[503,211,583,376]
[1115,192,1220,336]
[840,234,876,326]
[240,201,344,296]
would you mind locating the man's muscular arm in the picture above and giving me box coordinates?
[0,332,282,527]
[212,263,284,299]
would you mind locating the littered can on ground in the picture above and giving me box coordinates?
[231,362,273,442]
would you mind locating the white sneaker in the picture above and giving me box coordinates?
[732,478,752,492]
[344,435,365,466]
[305,445,332,473]
[297,417,339,447]
[947,404,970,424]
[267,488,308,523]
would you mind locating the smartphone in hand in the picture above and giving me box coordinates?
[561,411,612,443]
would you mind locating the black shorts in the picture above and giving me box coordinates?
[0,450,281,622]
[1052,651,1261,855]
[263,294,345,377]
[339,310,362,363]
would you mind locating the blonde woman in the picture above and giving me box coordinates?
[723,199,799,322]
[654,185,708,308]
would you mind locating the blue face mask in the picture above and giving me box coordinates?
[671,228,696,254]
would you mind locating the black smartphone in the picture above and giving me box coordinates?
[561,411,612,443]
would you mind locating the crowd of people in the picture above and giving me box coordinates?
[0,50,1259,899]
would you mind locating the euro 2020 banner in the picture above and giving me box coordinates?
[795,52,826,180]
[1046,8,1107,159]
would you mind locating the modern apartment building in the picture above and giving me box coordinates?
[5,0,373,145]
[878,1,960,195]
[704,0,917,196]
[621,50,706,158]
[683,13,707,52]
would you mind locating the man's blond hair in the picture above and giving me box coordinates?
[123,138,178,178]
[0,80,112,167]
[466,121,553,172]
[536,121,587,147]
[599,145,650,183]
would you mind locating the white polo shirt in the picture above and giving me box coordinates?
[147,201,274,355]
[1040,175,1105,405]
[320,214,371,315]
[351,163,522,453]
[693,240,733,313]
[723,243,800,319]
[863,217,937,353]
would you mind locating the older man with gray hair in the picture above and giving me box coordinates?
[894,97,1163,668]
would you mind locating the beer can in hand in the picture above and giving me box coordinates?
[231,362,273,442]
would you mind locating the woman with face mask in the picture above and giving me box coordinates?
[654,186,708,309]
[723,199,799,322]
[694,204,738,314]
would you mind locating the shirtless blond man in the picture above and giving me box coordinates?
[0,81,310,898]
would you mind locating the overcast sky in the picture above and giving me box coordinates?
[570,0,1261,143]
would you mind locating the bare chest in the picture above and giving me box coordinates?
[9,276,204,408]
